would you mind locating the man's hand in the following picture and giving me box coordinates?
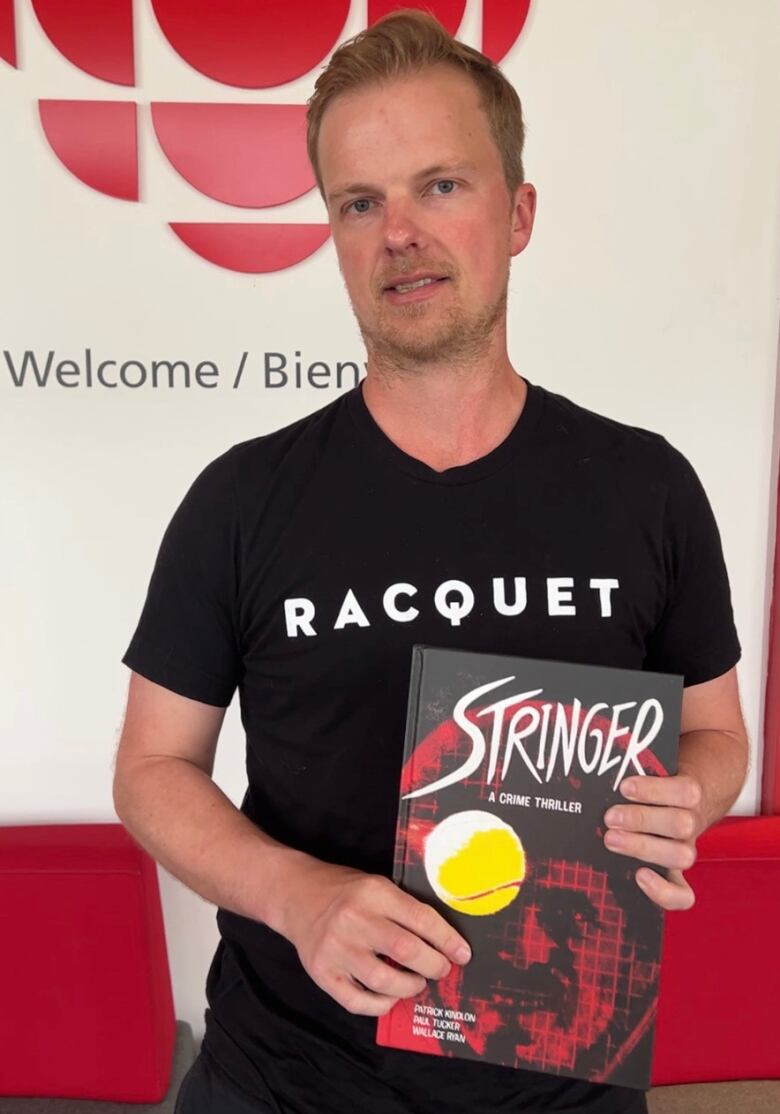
[603,772,705,911]
[609,668,750,911]
[280,861,472,1017]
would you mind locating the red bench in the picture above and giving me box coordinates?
[0,824,175,1101]
[0,817,777,1107]
[649,814,780,1111]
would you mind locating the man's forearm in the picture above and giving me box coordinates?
[113,757,316,936]
[677,728,750,834]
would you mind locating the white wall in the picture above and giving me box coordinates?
[2,0,779,1041]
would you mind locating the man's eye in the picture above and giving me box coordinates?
[347,198,372,215]
[431,180,457,195]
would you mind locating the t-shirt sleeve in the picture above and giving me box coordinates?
[643,444,741,687]
[121,448,242,707]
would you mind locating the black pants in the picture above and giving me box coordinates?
[175,1051,649,1114]
[175,1052,275,1113]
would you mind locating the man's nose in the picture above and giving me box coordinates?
[382,197,426,253]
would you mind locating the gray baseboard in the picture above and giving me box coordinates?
[0,1021,196,1114]
[648,1079,780,1113]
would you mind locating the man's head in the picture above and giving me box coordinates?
[306,11,536,370]
[306,10,526,200]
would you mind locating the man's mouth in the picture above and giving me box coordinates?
[383,274,449,293]
[393,277,445,293]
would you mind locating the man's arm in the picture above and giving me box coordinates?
[603,666,749,910]
[113,672,471,1015]
[675,666,750,829]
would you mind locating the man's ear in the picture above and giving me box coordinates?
[510,182,537,258]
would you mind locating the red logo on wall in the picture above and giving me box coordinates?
[1,1,531,274]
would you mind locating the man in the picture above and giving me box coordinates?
[114,11,748,1114]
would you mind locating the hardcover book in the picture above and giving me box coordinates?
[376,646,683,1091]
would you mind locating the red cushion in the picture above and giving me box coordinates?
[1,819,774,1094]
[0,823,175,1100]
[652,815,780,1085]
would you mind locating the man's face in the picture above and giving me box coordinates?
[317,66,535,366]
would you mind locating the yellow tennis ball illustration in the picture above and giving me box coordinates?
[424,810,526,916]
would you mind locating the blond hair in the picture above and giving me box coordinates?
[306,9,525,198]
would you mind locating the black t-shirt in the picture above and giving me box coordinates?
[122,380,740,1114]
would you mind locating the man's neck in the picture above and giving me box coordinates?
[361,356,528,473]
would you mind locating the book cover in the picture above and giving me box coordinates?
[376,646,683,1091]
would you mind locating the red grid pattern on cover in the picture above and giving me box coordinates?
[391,695,664,1083]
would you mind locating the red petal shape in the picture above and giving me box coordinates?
[152,103,314,209]
[169,223,330,273]
[151,0,349,89]
[482,0,531,63]
[367,0,465,36]
[39,100,138,201]
[32,0,134,85]
[0,0,16,68]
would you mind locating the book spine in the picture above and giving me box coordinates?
[391,645,426,887]
[377,646,426,1048]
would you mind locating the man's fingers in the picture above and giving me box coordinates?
[604,803,696,840]
[620,774,702,810]
[375,924,452,981]
[605,776,703,909]
[604,828,697,870]
[351,953,427,1000]
[328,973,400,1017]
[291,869,471,1018]
[636,867,695,911]
[396,891,472,966]
[334,876,470,965]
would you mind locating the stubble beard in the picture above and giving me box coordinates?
[354,272,510,375]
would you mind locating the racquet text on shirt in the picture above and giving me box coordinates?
[283,576,620,637]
